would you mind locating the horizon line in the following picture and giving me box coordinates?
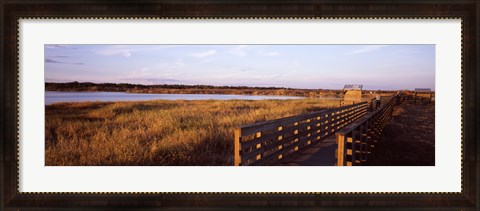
[45,81,434,91]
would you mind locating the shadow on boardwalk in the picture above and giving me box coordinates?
[367,101,435,166]
[272,136,338,166]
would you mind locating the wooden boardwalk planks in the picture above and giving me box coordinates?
[234,101,371,166]
[234,93,403,166]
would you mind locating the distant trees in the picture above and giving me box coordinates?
[45,82,344,97]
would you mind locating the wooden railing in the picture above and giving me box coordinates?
[234,102,369,166]
[335,94,401,166]
[404,92,434,103]
[369,98,379,111]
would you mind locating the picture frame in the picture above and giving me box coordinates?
[2,0,478,210]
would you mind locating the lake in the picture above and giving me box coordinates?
[45,91,305,105]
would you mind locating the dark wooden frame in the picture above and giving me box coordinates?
[1,0,478,210]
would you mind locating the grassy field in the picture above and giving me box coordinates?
[45,98,341,166]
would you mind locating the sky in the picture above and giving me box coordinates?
[45,44,435,90]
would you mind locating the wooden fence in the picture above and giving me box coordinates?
[335,94,401,166]
[234,102,369,166]
[404,92,434,103]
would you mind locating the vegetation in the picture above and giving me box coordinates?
[45,98,341,166]
[45,82,344,98]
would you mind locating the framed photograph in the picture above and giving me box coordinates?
[2,0,478,210]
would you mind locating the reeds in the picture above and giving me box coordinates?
[45,99,340,166]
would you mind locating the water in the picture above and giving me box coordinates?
[45,91,305,105]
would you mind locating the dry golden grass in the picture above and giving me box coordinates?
[45,99,340,166]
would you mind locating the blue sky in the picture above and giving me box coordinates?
[45,44,435,90]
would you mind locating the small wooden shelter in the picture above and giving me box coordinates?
[343,84,363,104]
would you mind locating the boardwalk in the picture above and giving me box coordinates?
[234,102,371,166]
[234,93,414,166]
[273,116,369,166]
[272,97,433,166]
[273,136,337,166]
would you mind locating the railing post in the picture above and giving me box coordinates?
[366,127,373,155]
[255,132,265,165]
[352,129,362,166]
[277,126,283,160]
[359,125,367,165]
[234,128,242,166]
[336,133,345,166]
[347,136,354,166]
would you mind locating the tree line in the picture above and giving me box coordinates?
[45,82,344,97]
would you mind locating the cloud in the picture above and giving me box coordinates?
[252,74,281,79]
[45,44,70,49]
[238,66,255,72]
[122,52,131,57]
[229,45,248,56]
[94,45,182,58]
[197,58,215,64]
[285,70,298,76]
[346,45,389,55]
[121,66,188,83]
[45,58,61,63]
[95,46,132,58]
[158,59,186,69]
[216,82,287,87]
[173,59,185,67]
[191,50,216,58]
[45,58,83,65]
[224,66,255,73]
[257,50,279,57]
[123,68,153,78]
[45,77,69,83]
[117,77,182,85]
[117,68,184,85]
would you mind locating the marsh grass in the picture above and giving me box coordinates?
[45,99,340,166]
